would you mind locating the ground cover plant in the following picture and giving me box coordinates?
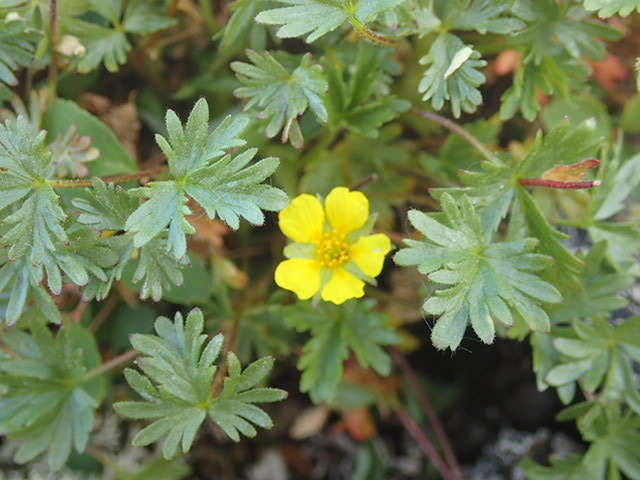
[0,0,640,478]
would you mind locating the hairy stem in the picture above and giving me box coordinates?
[351,173,379,191]
[518,178,601,189]
[396,409,453,480]
[349,16,397,46]
[90,295,120,332]
[411,108,498,163]
[83,349,139,382]
[48,0,59,102]
[393,350,463,480]
[50,166,168,189]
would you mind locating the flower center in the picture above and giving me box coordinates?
[317,231,350,268]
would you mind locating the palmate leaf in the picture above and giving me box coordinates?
[73,180,186,302]
[434,120,602,288]
[537,318,640,408]
[231,50,328,145]
[125,99,288,260]
[0,17,38,87]
[583,0,640,17]
[418,34,487,118]
[519,455,600,480]
[500,0,621,120]
[0,116,112,321]
[0,322,105,470]
[114,309,286,457]
[255,0,404,43]
[69,0,176,73]
[394,193,561,351]
[324,43,410,138]
[285,299,399,404]
[587,153,640,274]
[0,116,66,262]
[0,253,61,325]
[500,54,590,122]
[434,0,525,35]
[546,242,632,324]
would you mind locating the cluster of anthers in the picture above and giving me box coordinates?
[317,231,350,267]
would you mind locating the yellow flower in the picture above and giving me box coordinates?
[275,187,391,304]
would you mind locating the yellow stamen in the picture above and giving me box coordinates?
[317,231,350,268]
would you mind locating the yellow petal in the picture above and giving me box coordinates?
[275,259,322,300]
[350,233,391,277]
[321,268,365,305]
[279,194,324,243]
[325,187,369,234]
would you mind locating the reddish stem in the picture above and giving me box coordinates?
[397,409,454,479]
[518,178,601,189]
[393,350,463,480]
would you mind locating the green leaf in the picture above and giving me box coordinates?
[0,17,38,88]
[73,182,188,303]
[122,0,177,35]
[231,50,328,143]
[510,0,621,63]
[500,0,621,120]
[434,120,600,285]
[546,242,633,324]
[435,0,525,34]
[125,99,288,259]
[0,116,110,314]
[593,153,640,221]
[69,0,175,73]
[115,309,286,455]
[209,353,287,441]
[0,255,59,325]
[579,408,640,480]
[584,0,640,17]
[394,194,560,351]
[286,299,400,403]
[220,0,267,49]
[500,54,589,122]
[42,99,136,176]
[160,254,210,305]
[128,235,188,302]
[69,20,131,73]
[255,0,403,43]
[324,43,410,137]
[519,455,599,480]
[418,34,486,118]
[72,179,138,231]
[0,322,104,470]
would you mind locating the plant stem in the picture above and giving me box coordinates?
[50,166,168,189]
[199,0,217,32]
[90,295,120,332]
[48,0,59,103]
[396,409,454,480]
[83,349,139,382]
[211,312,241,397]
[518,178,601,189]
[393,350,463,480]
[411,108,498,163]
[351,173,379,191]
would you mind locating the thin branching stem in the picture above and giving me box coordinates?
[90,295,120,332]
[83,349,139,382]
[411,108,498,163]
[393,349,463,480]
[50,166,168,188]
[351,173,379,191]
[396,409,454,480]
[48,0,59,102]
